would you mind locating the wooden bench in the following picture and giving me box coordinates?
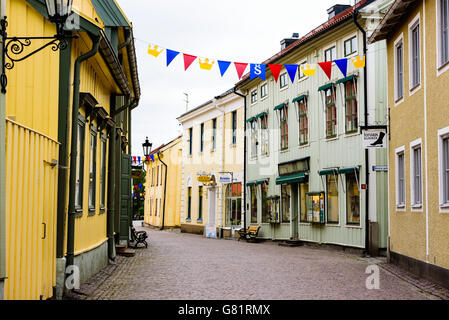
[131,227,148,249]
[238,225,261,242]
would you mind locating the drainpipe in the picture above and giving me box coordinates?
[353,11,370,255]
[66,35,101,270]
[0,0,6,296]
[233,87,247,232]
[159,153,168,230]
[107,95,117,260]
[212,97,225,228]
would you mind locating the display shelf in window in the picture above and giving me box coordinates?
[306,192,325,224]
[267,195,280,224]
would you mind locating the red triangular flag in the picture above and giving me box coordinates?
[234,62,248,80]
[133,156,136,163]
[183,54,197,71]
[318,61,333,80]
[268,64,283,83]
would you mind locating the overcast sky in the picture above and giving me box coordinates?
[115,0,355,155]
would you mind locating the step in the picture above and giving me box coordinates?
[116,247,136,257]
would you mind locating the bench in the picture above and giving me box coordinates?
[131,227,148,249]
[238,225,261,242]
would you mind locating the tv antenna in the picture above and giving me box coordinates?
[183,93,189,112]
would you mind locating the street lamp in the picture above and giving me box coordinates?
[1,0,77,93]
[142,137,152,158]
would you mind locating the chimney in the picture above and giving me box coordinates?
[280,33,300,50]
[327,4,351,20]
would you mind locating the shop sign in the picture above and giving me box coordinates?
[362,130,386,149]
[219,176,231,184]
[197,175,212,183]
[373,165,388,172]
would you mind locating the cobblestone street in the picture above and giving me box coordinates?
[67,226,449,300]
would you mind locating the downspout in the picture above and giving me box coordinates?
[212,97,225,228]
[107,95,117,260]
[0,0,6,293]
[66,35,101,270]
[159,154,168,230]
[353,11,370,255]
[233,87,247,232]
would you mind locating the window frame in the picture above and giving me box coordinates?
[198,186,203,222]
[250,184,258,224]
[346,171,361,225]
[279,72,288,89]
[410,139,423,209]
[437,0,449,71]
[212,118,217,151]
[75,114,86,214]
[232,111,237,145]
[325,86,337,139]
[188,127,193,156]
[324,45,336,62]
[250,119,258,158]
[438,126,449,211]
[260,83,268,99]
[200,123,204,153]
[344,35,358,57]
[326,174,339,224]
[344,79,358,134]
[298,60,307,81]
[394,34,404,103]
[88,125,97,214]
[395,146,406,209]
[186,187,192,221]
[408,13,421,92]
[296,96,309,145]
[99,133,107,213]
[260,113,269,156]
[281,184,291,224]
[279,105,289,150]
[250,89,258,104]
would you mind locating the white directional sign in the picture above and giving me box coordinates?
[219,176,231,184]
[362,130,386,149]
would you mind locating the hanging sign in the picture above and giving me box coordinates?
[362,130,387,149]
[197,175,212,183]
[219,176,231,184]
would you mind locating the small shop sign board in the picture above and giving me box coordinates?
[205,225,217,238]
[373,165,388,172]
[197,175,212,183]
[362,130,386,149]
[219,176,231,184]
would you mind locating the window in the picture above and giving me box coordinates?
[344,36,357,56]
[151,167,155,186]
[200,123,204,153]
[155,199,158,216]
[251,120,258,158]
[326,175,339,224]
[325,46,336,61]
[325,87,337,138]
[345,80,358,133]
[441,135,449,205]
[232,111,237,145]
[198,186,203,221]
[75,116,85,211]
[88,128,97,212]
[439,0,449,66]
[396,150,406,207]
[346,173,360,224]
[149,198,152,216]
[260,114,269,156]
[395,39,404,100]
[411,144,422,206]
[261,182,270,223]
[250,184,257,224]
[99,135,107,211]
[298,61,306,79]
[297,97,308,145]
[279,73,288,88]
[251,89,257,104]
[187,187,192,220]
[300,182,309,223]
[212,118,217,151]
[260,83,268,98]
[156,165,159,186]
[280,105,288,150]
[226,183,242,226]
[281,184,291,223]
[188,127,193,155]
[410,21,420,88]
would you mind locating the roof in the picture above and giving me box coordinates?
[235,0,371,89]
[368,0,419,43]
[91,0,131,27]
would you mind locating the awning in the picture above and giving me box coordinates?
[276,173,307,185]
[318,168,338,176]
[274,103,286,111]
[336,74,356,85]
[256,178,269,185]
[246,181,256,187]
[292,94,307,104]
[318,83,334,92]
[338,166,359,174]
[255,112,267,119]
[245,117,255,123]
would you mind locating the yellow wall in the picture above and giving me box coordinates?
[387,0,449,270]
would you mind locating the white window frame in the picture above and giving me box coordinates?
[279,72,288,90]
[410,138,423,210]
[437,0,449,75]
[394,34,405,105]
[408,13,421,94]
[250,89,258,104]
[343,33,358,58]
[395,146,406,210]
[298,60,308,81]
[438,125,449,212]
[260,82,268,100]
[323,43,337,62]
[250,119,258,159]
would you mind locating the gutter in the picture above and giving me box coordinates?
[159,153,168,230]
[66,35,101,271]
[233,87,247,232]
[353,11,370,256]
[107,96,117,260]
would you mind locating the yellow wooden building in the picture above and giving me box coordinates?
[370,0,449,289]
[177,89,244,237]
[2,0,140,300]
[144,136,182,229]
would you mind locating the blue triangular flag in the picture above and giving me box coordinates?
[166,49,180,66]
[284,65,298,83]
[334,59,348,77]
[137,156,141,163]
[250,64,266,81]
[218,60,231,77]
[150,154,154,162]
[139,184,142,189]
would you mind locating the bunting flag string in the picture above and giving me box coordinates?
[145,41,365,83]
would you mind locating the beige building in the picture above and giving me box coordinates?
[144,136,182,229]
[370,0,449,288]
[177,89,244,236]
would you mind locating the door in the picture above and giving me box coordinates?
[291,183,299,240]
[208,188,216,225]
[120,154,131,241]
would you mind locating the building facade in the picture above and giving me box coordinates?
[177,90,244,237]
[236,0,392,253]
[144,136,182,229]
[370,0,449,288]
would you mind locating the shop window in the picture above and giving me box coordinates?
[346,173,360,225]
[326,175,339,224]
[187,187,192,220]
[250,185,257,223]
[307,192,325,223]
[299,182,309,223]
[281,184,291,223]
[261,182,270,223]
[268,196,280,223]
[226,183,242,226]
